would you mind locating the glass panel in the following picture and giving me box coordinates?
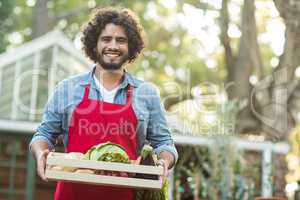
[56,47,88,75]
[16,55,34,121]
[0,63,16,119]
[35,47,52,121]
[40,47,53,69]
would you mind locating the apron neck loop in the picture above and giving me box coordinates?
[83,84,90,100]
[126,85,133,104]
[84,84,133,103]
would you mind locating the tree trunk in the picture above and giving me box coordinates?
[220,0,263,133]
[268,0,300,196]
[219,0,235,99]
[193,170,200,200]
[273,154,288,197]
[32,0,53,38]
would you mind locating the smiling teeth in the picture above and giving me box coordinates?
[105,53,119,57]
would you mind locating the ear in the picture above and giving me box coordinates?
[93,47,98,54]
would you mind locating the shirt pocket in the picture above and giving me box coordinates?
[136,113,149,135]
[135,112,149,152]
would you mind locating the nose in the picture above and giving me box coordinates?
[108,39,119,50]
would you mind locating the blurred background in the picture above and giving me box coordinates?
[0,0,300,199]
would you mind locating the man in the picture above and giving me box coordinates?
[30,7,178,200]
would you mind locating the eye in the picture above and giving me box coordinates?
[117,38,127,43]
[101,37,111,42]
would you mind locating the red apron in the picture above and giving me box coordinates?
[54,84,138,200]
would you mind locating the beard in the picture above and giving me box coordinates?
[96,52,128,70]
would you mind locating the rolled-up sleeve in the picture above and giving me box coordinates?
[29,81,65,151]
[145,84,178,164]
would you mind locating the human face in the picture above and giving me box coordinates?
[96,23,129,70]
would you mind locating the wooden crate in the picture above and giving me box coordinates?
[45,152,163,189]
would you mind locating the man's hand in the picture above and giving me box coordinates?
[157,158,169,183]
[36,149,50,181]
[158,151,175,183]
[31,140,51,181]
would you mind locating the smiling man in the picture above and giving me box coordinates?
[29,7,178,200]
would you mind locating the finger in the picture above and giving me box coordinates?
[133,156,141,165]
[164,164,169,177]
[158,159,168,177]
[38,150,49,181]
[158,160,168,184]
[159,174,166,185]
[37,164,47,181]
[38,160,48,181]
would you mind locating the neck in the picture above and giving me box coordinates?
[94,64,124,90]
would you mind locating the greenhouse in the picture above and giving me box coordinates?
[0,30,90,200]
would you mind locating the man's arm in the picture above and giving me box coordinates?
[29,81,65,180]
[141,83,178,169]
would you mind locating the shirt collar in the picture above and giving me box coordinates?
[79,65,138,89]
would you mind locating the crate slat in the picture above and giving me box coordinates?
[46,152,163,175]
[45,170,162,189]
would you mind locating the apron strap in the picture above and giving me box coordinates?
[84,84,132,103]
[126,85,133,104]
[83,85,90,100]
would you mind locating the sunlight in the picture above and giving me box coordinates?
[228,1,241,22]
[13,6,22,15]
[270,57,279,68]
[178,4,220,54]
[228,23,241,38]
[57,19,68,29]
[249,75,258,85]
[176,68,188,82]
[285,182,299,196]
[170,36,180,47]
[217,92,227,104]
[164,64,175,76]
[160,0,177,9]
[295,66,300,78]
[73,34,82,50]
[201,0,222,9]
[141,60,150,69]
[266,19,285,56]
[88,0,96,8]
[144,2,160,21]
[26,0,36,7]
[8,32,23,45]
[206,59,217,69]
[203,113,217,124]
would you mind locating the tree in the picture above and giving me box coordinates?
[219,0,300,196]
[0,0,15,52]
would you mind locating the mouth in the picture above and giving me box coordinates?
[103,51,121,59]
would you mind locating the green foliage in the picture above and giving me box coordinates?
[0,0,225,104]
[0,0,15,52]
[174,141,261,200]
[173,100,262,199]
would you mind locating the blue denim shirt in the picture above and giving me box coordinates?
[29,67,178,162]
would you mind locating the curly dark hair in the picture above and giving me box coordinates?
[81,7,146,63]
